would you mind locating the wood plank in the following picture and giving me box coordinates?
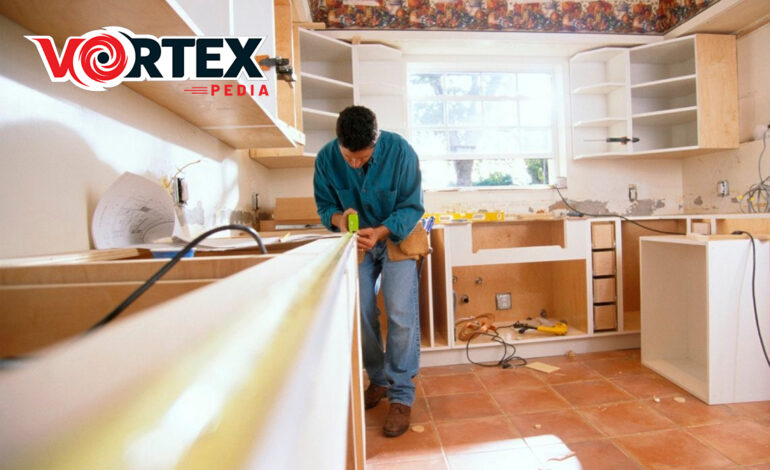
[0,255,269,285]
[593,277,617,303]
[274,0,298,129]
[430,228,448,347]
[695,34,739,149]
[0,248,149,267]
[593,304,618,331]
[274,197,321,223]
[592,250,616,276]
[591,222,615,249]
[0,280,211,356]
[715,218,770,236]
[471,221,565,253]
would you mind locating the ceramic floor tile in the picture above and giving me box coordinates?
[688,420,770,466]
[421,373,483,396]
[577,401,675,436]
[646,395,740,427]
[420,364,475,377]
[745,463,770,470]
[613,429,735,469]
[366,457,449,470]
[427,392,502,422]
[435,415,526,455]
[551,379,635,407]
[610,373,688,399]
[507,409,604,445]
[474,366,546,391]
[728,401,770,420]
[529,441,642,470]
[492,385,571,416]
[365,422,443,464]
[535,362,603,385]
[445,447,542,470]
[366,398,431,428]
[583,357,650,378]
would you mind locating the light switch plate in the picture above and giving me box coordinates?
[495,292,511,310]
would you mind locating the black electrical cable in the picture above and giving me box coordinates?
[464,324,527,369]
[553,185,685,235]
[732,230,770,369]
[88,224,266,332]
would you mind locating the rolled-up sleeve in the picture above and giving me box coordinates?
[313,152,341,233]
[381,144,424,243]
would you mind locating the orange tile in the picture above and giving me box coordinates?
[529,441,642,470]
[491,386,571,416]
[435,415,526,455]
[551,379,634,407]
[646,395,739,427]
[728,401,770,420]
[365,422,443,464]
[577,401,675,436]
[474,367,545,391]
[521,354,581,366]
[366,398,431,428]
[745,463,770,470]
[613,429,735,469]
[688,420,770,466]
[445,447,542,470]
[534,362,603,385]
[421,373,483,396]
[367,458,448,470]
[420,364,475,377]
[508,409,604,445]
[427,392,502,422]
[610,373,688,399]
[584,357,649,378]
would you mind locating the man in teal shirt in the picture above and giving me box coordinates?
[314,106,424,437]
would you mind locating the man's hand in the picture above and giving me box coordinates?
[331,208,357,233]
[356,226,391,251]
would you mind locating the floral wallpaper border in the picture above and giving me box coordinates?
[310,0,720,34]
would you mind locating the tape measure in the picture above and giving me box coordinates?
[347,213,359,232]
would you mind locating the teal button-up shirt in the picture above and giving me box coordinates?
[313,131,424,243]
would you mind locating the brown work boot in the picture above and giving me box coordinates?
[364,383,388,410]
[383,403,411,437]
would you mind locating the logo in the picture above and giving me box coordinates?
[27,27,267,92]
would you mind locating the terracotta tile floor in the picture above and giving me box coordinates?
[364,349,770,470]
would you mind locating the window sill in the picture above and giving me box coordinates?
[424,184,554,193]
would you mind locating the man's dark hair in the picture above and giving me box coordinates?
[336,106,378,151]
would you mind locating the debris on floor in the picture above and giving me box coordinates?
[674,396,687,403]
[525,361,560,374]
[411,425,424,433]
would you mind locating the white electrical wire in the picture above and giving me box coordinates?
[741,127,770,213]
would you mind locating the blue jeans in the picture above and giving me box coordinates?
[359,241,420,406]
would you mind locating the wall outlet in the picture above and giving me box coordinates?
[717,180,729,197]
[495,292,512,310]
[628,184,638,203]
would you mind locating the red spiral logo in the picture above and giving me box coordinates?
[78,33,128,83]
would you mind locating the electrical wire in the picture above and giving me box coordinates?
[464,324,527,369]
[553,185,685,235]
[1,224,266,369]
[731,230,770,369]
[740,127,770,213]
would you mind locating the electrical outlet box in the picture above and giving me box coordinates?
[495,292,511,310]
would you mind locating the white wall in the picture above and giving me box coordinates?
[682,23,770,213]
[0,14,272,258]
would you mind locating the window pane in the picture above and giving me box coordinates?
[518,73,551,97]
[412,130,447,155]
[411,101,444,126]
[481,73,516,96]
[448,130,483,153]
[479,129,519,154]
[519,99,551,126]
[484,101,518,126]
[447,101,482,126]
[420,160,458,189]
[520,128,552,153]
[408,73,443,96]
[524,158,550,184]
[444,73,479,96]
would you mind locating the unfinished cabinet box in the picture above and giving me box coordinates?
[591,222,615,249]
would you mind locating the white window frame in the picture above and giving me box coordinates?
[405,57,568,188]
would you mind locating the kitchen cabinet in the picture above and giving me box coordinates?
[0,0,305,149]
[570,34,738,160]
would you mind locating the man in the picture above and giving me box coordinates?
[314,106,424,438]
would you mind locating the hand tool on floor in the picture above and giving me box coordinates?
[513,320,568,336]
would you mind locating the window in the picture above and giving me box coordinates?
[407,66,561,189]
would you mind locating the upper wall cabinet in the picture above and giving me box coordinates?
[250,27,354,169]
[0,0,304,149]
[570,34,738,160]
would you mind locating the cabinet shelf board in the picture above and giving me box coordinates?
[575,146,707,160]
[570,47,628,63]
[251,154,316,169]
[356,44,402,61]
[302,108,338,130]
[630,35,694,64]
[632,106,697,126]
[572,82,626,95]
[631,75,696,98]
[573,117,628,128]
[301,72,355,99]
[0,0,301,150]
[299,28,352,63]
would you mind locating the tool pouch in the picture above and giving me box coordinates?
[386,221,429,262]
